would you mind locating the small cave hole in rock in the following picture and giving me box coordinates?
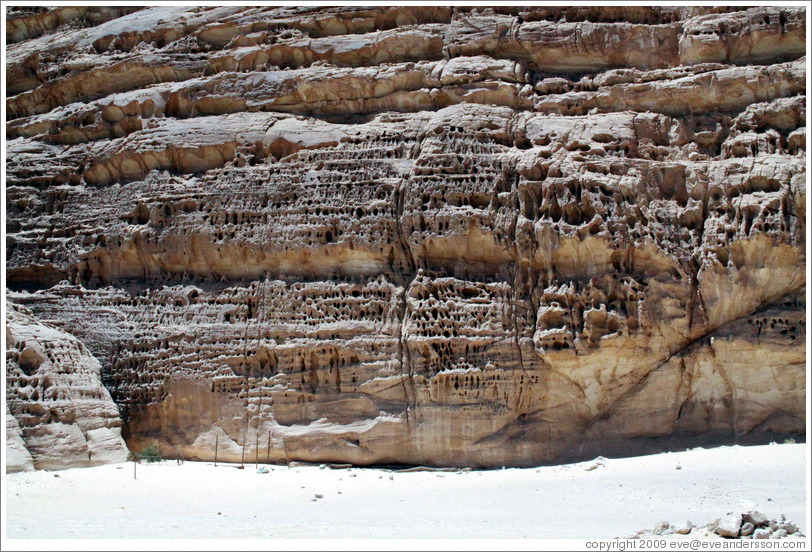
[18,347,45,376]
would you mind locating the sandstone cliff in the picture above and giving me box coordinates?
[5,301,129,471]
[5,6,806,468]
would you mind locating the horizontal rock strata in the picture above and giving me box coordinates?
[5,6,807,468]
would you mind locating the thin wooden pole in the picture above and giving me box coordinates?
[241,378,249,469]
[256,393,262,469]
[214,434,219,467]
[283,438,290,467]
[240,429,246,468]
[267,431,271,462]
[133,458,137,480]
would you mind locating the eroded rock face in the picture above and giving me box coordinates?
[5,302,129,470]
[5,6,806,467]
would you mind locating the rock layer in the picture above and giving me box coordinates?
[5,6,806,468]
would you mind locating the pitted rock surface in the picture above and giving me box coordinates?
[5,301,129,471]
[5,6,806,468]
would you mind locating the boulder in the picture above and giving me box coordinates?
[754,529,771,539]
[743,511,768,527]
[715,513,742,538]
[770,529,788,540]
[672,520,693,535]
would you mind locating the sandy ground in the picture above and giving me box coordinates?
[2,443,809,546]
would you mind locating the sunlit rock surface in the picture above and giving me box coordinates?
[5,5,806,468]
[5,301,128,471]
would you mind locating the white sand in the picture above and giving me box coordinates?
[2,443,808,546]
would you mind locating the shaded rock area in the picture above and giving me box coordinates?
[5,6,807,468]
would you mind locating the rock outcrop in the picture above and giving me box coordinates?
[5,301,129,471]
[5,6,806,468]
